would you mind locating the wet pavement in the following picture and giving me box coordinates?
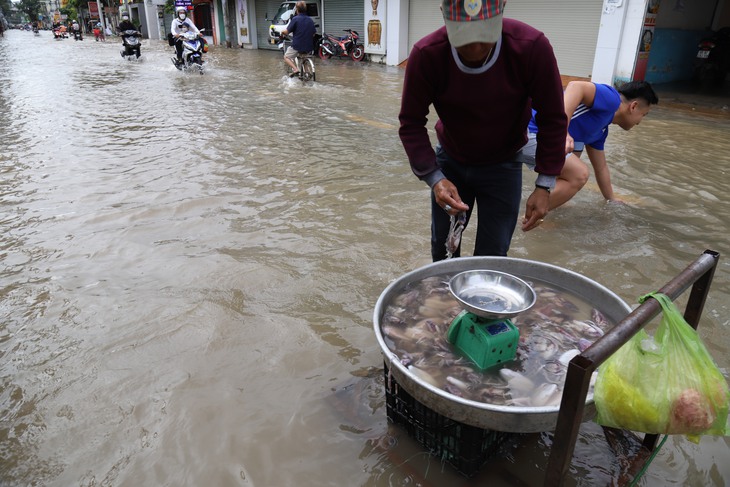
[652,79,730,116]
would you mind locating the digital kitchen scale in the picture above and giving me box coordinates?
[446,270,536,370]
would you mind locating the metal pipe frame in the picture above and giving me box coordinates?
[544,249,720,486]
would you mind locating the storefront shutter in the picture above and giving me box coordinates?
[406,0,602,78]
[321,0,364,39]
[503,0,603,78]
[407,0,442,54]
[255,0,285,50]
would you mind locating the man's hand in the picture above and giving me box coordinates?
[565,133,575,155]
[433,179,469,215]
[521,188,550,231]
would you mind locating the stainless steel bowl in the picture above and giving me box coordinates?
[449,270,536,319]
[373,257,632,433]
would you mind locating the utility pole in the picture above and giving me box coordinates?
[96,0,104,29]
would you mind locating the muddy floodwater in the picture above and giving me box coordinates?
[1,29,729,486]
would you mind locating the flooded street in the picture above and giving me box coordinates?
[1,29,729,486]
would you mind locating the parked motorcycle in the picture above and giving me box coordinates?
[120,29,141,59]
[171,29,207,74]
[694,27,730,86]
[318,28,364,62]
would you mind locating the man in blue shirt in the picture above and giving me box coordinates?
[281,1,315,77]
[523,80,658,209]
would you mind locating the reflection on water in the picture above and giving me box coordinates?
[1,29,729,486]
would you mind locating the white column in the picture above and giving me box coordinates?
[385,0,408,66]
[97,0,105,28]
[591,0,630,84]
[615,0,651,82]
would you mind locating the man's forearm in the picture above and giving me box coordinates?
[587,147,614,200]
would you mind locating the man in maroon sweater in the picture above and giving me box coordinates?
[398,0,567,261]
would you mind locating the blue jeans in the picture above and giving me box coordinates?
[431,146,523,261]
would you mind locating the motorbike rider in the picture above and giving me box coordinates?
[53,22,67,37]
[170,6,202,66]
[93,20,105,41]
[71,20,82,40]
[117,12,140,58]
[117,12,136,33]
[279,1,315,77]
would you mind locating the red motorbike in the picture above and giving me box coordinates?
[317,28,364,62]
[53,25,68,39]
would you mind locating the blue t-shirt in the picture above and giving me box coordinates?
[288,14,315,53]
[528,83,621,150]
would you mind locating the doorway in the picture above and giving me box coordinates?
[194,2,215,44]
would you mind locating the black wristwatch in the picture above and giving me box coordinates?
[535,184,551,193]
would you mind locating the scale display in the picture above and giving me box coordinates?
[447,270,536,370]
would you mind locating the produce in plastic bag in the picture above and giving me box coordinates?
[594,292,729,441]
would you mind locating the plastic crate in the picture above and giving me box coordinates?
[384,363,512,477]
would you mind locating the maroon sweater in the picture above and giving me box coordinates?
[399,21,567,180]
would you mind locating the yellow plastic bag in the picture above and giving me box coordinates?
[594,292,729,441]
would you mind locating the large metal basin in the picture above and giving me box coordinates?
[373,257,632,433]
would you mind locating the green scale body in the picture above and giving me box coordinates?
[446,310,520,370]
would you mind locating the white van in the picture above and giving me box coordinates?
[267,1,321,45]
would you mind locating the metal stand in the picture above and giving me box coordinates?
[544,249,720,487]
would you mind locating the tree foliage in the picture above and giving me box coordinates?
[0,0,12,16]
[60,7,78,21]
[60,0,85,21]
[164,0,175,15]
[17,0,42,21]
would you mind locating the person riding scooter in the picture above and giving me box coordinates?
[170,6,202,67]
[117,12,136,34]
[52,22,67,39]
[93,20,105,41]
[117,12,141,58]
[71,20,82,40]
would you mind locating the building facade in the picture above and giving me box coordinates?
[236,0,729,86]
[111,0,728,86]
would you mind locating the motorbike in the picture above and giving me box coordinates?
[120,29,141,59]
[317,28,364,62]
[53,27,68,39]
[93,27,105,41]
[693,27,730,87]
[72,28,83,41]
[171,29,207,74]
[276,33,316,82]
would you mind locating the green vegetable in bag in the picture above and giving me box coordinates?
[594,292,730,441]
